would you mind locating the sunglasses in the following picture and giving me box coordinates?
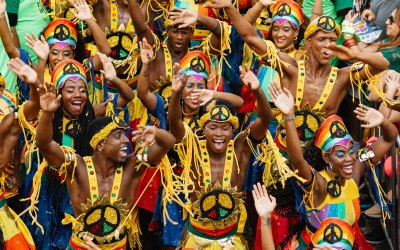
[388,15,395,25]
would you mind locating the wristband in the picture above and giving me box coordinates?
[284,115,295,121]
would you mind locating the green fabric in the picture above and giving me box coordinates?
[302,0,342,24]
[62,134,73,148]
[5,0,19,14]
[335,0,353,13]
[0,15,17,93]
[16,0,49,64]
[381,46,400,73]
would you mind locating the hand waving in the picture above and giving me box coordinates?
[8,58,38,85]
[169,8,198,28]
[25,33,49,60]
[354,104,384,128]
[131,125,157,147]
[38,82,61,112]
[258,0,276,7]
[327,43,356,61]
[268,81,294,115]
[239,65,260,90]
[171,63,187,93]
[139,38,154,65]
[98,51,117,81]
[252,182,276,219]
[67,0,93,22]
[187,89,214,106]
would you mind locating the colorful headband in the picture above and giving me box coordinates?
[180,51,211,82]
[0,89,17,121]
[199,104,239,130]
[44,18,78,49]
[90,115,127,149]
[304,16,342,40]
[270,0,304,29]
[51,59,87,89]
[315,115,353,154]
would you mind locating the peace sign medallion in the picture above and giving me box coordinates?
[317,16,336,31]
[325,180,341,198]
[323,223,343,244]
[54,24,71,41]
[277,3,292,16]
[189,56,206,73]
[83,205,120,237]
[200,190,235,221]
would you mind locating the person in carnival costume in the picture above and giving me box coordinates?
[21,58,115,249]
[0,58,43,250]
[35,76,176,250]
[168,58,273,248]
[138,44,243,248]
[268,81,397,249]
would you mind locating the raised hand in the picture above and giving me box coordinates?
[203,0,232,9]
[38,82,61,112]
[354,104,384,128]
[67,0,93,22]
[258,0,276,7]
[239,65,260,90]
[385,70,400,93]
[131,125,157,147]
[361,9,376,22]
[252,182,276,219]
[171,63,187,93]
[0,0,6,15]
[139,38,154,65]
[327,43,356,61]
[268,81,294,115]
[98,51,117,81]
[187,89,214,106]
[8,58,38,85]
[169,8,198,28]
[25,33,49,60]
[344,10,359,23]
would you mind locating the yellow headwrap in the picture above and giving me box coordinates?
[89,115,127,149]
[304,16,342,40]
[198,104,239,130]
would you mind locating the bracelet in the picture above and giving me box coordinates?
[247,9,257,21]
[312,9,322,16]
[284,115,295,121]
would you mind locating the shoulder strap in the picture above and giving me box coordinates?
[85,156,99,201]
[295,60,305,108]
[312,67,338,111]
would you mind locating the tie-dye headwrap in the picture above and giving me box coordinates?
[179,51,211,82]
[51,59,87,89]
[315,115,353,154]
[44,18,78,49]
[270,0,304,29]
[304,16,342,40]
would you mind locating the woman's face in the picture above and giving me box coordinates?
[182,76,206,111]
[325,142,356,180]
[386,9,400,39]
[271,21,299,49]
[61,79,87,116]
[48,44,75,70]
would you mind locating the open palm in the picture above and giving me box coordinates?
[68,0,93,21]
[8,58,37,84]
[169,8,198,28]
[39,83,61,112]
[239,65,260,90]
[268,81,294,115]
[25,34,49,60]
[139,38,154,65]
[98,52,117,81]
[354,104,384,128]
[252,183,276,218]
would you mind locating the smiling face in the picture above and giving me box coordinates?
[48,44,75,70]
[307,30,338,65]
[61,79,87,116]
[167,27,193,54]
[204,121,233,154]
[102,128,130,164]
[386,9,400,40]
[182,75,206,111]
[325,141,356,179]
[271,22,298,49]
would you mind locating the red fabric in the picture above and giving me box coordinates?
[238,84,256,113]
[134,168,161,212]
[254,211,300,249]
[191,222,238,237]
[353,223,374,250]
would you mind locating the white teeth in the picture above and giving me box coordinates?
[120,147,127,151]
[214,139,224,143]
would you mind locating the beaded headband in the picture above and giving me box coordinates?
[89,115,127,149]
[199,104,239,130]
[304,16,342,40]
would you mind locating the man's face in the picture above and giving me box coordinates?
[204,121,233,154]
[307,30,338,65]
[102,128,130,164]
[167,27,193,53]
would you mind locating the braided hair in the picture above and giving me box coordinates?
[52,98,95,156]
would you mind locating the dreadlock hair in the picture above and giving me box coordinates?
[53,98,95,156]
[302,136,326,172]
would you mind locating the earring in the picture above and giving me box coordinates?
[327,162,333,173]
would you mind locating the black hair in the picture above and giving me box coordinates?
[53,98,95,156]
[302,136,326,172]
[199,98,236,118]
[87,116,114,144]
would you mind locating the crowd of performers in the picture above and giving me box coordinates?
[1,0,400,249]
